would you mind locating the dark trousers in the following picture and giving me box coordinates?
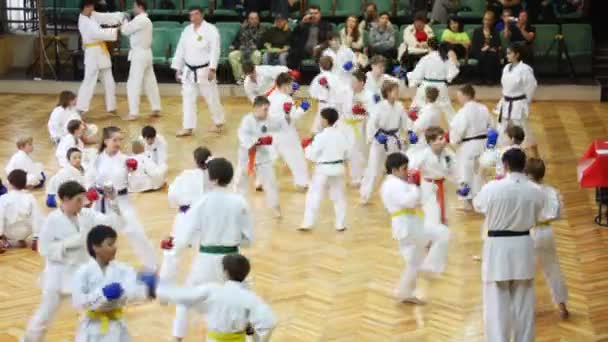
[476,51,501,83]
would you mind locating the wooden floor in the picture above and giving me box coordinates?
[0,94,608,342]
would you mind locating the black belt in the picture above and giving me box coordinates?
[179,205,190,213]
[423,78,447,83]
[185,62,209,83]
[461,134,488,143]
[487,230,530,237]
[96,188,128,214]
[318,160,344,165]
[376,128,401,151]
[498,94,526,123]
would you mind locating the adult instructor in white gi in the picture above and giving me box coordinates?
[76,0,125,114]
[473,148,544,342]
[121,0,161,120]
[171,6,226,137]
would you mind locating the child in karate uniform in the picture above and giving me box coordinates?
[92,126,157,271]
[56,119,86,168]
[365,55,400,99]
[158,254,276,342]
[380,153,449,304]
[46,147,94,208]
[23,181,120,341]
[339,71,376,186]
[268,72,311,190]
[480,125,524,180]
[140,125,168,182]
[300,108,350,231]
[166,158,254,341]
[449,85,493,210]
[72,225,157,342]
[48,91,97,144]
[0,170,44,252]
[235,96,283,218]
[160,147,212,282]
[360,80,411,204]
[411,87,444,145]
[309,56,347,134]
[242,62,290,102]
[321,31,356,84]
[525,158,569,319]
[127,140,166,193]
[5,136,45,189]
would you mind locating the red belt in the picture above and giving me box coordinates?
[265,85,276,97]
[424,178,446,224]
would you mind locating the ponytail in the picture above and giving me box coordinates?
[98,126,121,153]
[193,146,212,170]
[438,42,450,61]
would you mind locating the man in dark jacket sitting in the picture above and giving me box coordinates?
[287,5,332,69]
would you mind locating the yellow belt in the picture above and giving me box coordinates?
[390,208,424,218]
[84,41,109,56]
[536,219,556,226]
[86,308,123,333]
[344,117,363,139]
[207,331,246,342]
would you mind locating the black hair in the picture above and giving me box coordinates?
[502,148,527,173]
[222,254,251,282]
[87,225,117,257]
[352,70,366,83]
[308,4,320,11]
[81,0,95,10]
[193,146,212,170]
[67,119,82,135]
[207,157,234,186]
[385,152,408,174]
[134,0,147,10]
[379,11,390,18]
[508,43,525,62]
[448,16,464,32]
[66,147,82,161]
[188,6,204,14]
[57,181,86,200]
[276,72,293,87]
[99,126,121,153]
[7,169,27,190]
[141,125,157,139]
[242,62,255,75]
[321,108,339,126]
[438,42,450,61]
[253,95,270,107]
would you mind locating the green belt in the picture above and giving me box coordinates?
[199,245,239,254]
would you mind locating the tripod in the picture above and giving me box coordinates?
[543,25,577,79]
[31,0,70,79]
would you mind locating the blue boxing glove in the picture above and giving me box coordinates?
[0,184,7,197]
[46,194,57,208]
[300,100,311,111]
[137,272,158,298]
[487,128,499,148]
[375,132,388,144]
[292,81,300,92]
[102,282,124,301]
[373,94,381,104]
[456,183,471,197]
[343,61,354,71]
[408,130,418,144]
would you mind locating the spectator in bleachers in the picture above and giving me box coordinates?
[525,0,556,23]
[159,0,175,10]
[471,11,502,84]
[502,9,536,63]
[261,13,291,66]
[244,0,298,18]
[367,12,396,60]
[398,12,434,64]
[287,5,332,69]
[441,16,470,60]
[359,3,378,32]
[229,11,265,83]
[486,0,503,20]
[499,0,522,16]
[430,0,459,24]
[340,16,367,68]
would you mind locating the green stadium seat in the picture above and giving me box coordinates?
[334,0,361,17]
[396,0,410,17]
[167,27,183,63]
[307,0,334,16]
[182,0,211,14]
[562,24,592,57]
[260,22,273,30]
[153,21,182,28]
[396,25,404,48]
[432,24,447,40]
[181,21,190,28]
[213,0,240,17]
[457,0,485,20]
[119,35,130,52]
[216,22,241,64]
[62,0,80,16]
[150,0,180,16]
[533,24,559,57]
[151,28,171,64]
[124,0,134,10]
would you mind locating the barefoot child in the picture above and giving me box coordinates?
[411,87,443,145]
[127,140,165,193]
[56,119,86,168]
[321,31,356,84]
[47,148,94,208]
[242,62,289,102]
[309,55,346,134]
[365,55,400,100]
[5,136,46,189]
[140,125,168,172]
[48,91,97,144]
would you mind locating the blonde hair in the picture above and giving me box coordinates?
[132,140,145,154]
[16,136,33,149]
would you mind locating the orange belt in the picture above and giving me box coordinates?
[265,85,276,97]
[425,178,446,224]
[247,147,257,175]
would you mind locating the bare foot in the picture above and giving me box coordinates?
[272,207,282,219]
[208,124,224,133]
[559,303,570,320]
[401,297,426,305]
[125,115,138,121]
[150,110,161,118]
[472,255,482,261]
[255,185,264,192]
[176,129,193,137]
[295,185,308,193]
[108,110,118,115]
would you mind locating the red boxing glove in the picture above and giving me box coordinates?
[288,69,301,80]
[86,188,99,202]
[408,108,419,121]
[444,132,450,143]
[126,158,138,171]
[257,136,273,145]
[283,102,293,114]
[160,237,174,250]
[301,137,314,148]
[319,77,328,87]
[495,174,505,180]
[31,237,38,252]
[407,169,421,186]
[352,104,366,115]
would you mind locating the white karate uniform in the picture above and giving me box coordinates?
[48,106,98,143]
[449,100,493,199]
[169,188,253,339]
[301,125,350,230]
[364,72,400,98]
[407,51,459,122]
[268,90,309,187]
[0,190,43,242]
[360,99,410,203]
[473,173,544,342]
[46,164,93,198]
[121,12,161,116]
[171,21,225,129]
[308,71,347,133]
[5,150,45,188]
[92,151,157,270]
[72,259,149,342]
[127,153,165,193]
[24,207,120,341]
[411,102,443,145]
[235,113,282,209]
[495,62,537,147]
[76,12,124,113]
[321,45,356,83]
[380,175,449,300]
[140,134,168,165]
[243,65,288,102]
[55,134,85,168]
[531,183,568,305]
[158,280,276,342]
[339,87,375,185]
